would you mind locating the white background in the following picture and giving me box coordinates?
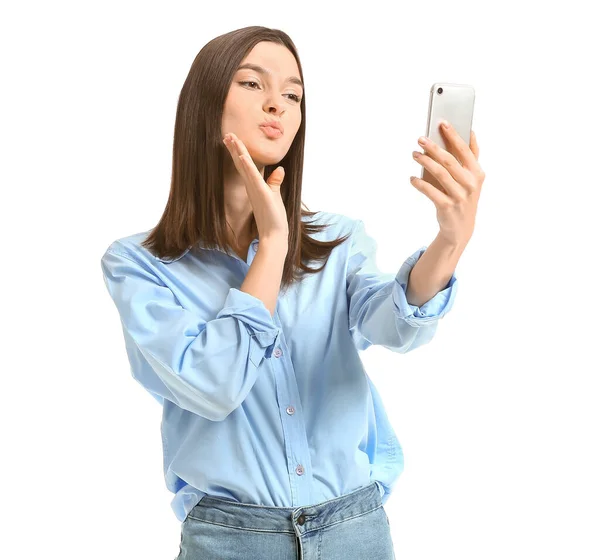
[2,1,599,558]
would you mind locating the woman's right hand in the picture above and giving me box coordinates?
[223,132,289,242]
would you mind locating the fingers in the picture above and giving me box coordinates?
[223,133,245,172]
[439,122,479,173]
[417,134,471,194]
[223,133,269,195]
[223,133,253,180]
[469,130,480,160]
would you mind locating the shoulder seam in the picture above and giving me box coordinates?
[104,248,139,264]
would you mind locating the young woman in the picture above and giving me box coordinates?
[101,25,483,560]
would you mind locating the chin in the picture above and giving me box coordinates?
[247,147,286,168]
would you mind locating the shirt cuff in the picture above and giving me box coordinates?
[393,246,458,327]
[216,287,282,359]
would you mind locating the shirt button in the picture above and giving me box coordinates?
[296,465,305,475]
[286,406,295,415]
[297,514,306,525]
[273,347,282,358]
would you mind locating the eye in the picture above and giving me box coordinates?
[239,81,301,103]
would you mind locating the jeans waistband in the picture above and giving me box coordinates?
[185,481,382,535]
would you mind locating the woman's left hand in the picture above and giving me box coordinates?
[410,121,485,247]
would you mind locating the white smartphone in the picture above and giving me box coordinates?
[421,83,475,193]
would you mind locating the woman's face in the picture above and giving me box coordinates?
[222,41,303,171]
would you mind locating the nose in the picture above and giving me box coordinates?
[263,98,285,116]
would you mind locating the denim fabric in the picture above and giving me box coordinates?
[175,481,395,559]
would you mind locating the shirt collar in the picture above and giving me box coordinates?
[153,239,260,264]
[154,247,191,263]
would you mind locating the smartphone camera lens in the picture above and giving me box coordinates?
[437,87,443,95]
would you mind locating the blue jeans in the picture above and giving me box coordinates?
[175,481,396,559]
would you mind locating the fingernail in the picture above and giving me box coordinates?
[441,120,449,129]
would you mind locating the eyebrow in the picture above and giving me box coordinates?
[236,63,304,91]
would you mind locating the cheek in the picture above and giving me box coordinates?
[288,120,301,142]
[222,93,250,121]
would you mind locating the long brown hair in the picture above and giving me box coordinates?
[142,25,351,290]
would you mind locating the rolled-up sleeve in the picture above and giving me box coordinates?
[346,220,458,353]
[393,246,457,327]
[101,249,281,421]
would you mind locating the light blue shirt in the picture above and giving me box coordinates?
[100,211,458,522]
